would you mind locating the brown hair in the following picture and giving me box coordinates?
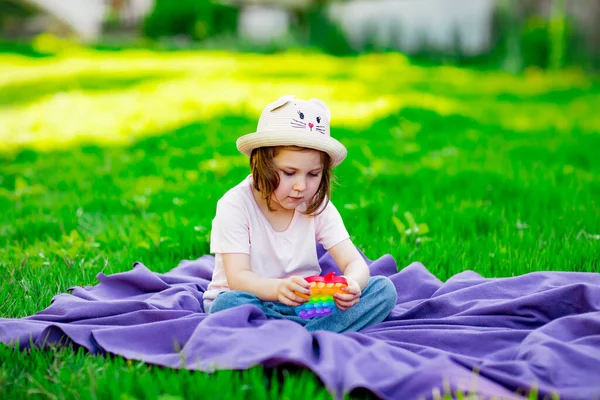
[250,146,333,216]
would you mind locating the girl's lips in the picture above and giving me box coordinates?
[288,196,303,201]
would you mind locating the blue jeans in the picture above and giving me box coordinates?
[209,276,397,333]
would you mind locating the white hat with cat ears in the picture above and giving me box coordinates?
[236,95,347,167]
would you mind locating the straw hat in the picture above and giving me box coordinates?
[236,95,347,167]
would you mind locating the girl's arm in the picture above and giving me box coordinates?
[327,239,370,290]
[221,253,310,305]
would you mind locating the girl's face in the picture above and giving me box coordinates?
[271,148,323,211]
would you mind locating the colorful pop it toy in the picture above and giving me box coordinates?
[294,272,348,319]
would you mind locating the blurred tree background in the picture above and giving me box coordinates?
[0,0,599,72]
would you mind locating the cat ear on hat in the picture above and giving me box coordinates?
[266,94,295,112]
[308,98,331,121]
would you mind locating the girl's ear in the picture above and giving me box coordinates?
[308,98,331,122]
[267,95,295,112]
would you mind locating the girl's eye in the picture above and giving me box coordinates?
[298,111,304,119]
[309,172,321,177]
[283,171,294,176]
[316,116,321,123]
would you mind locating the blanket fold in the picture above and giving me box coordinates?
[1,245,599,400]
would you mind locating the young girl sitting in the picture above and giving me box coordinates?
[204,95,397,333]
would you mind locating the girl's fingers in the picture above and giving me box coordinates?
[290,276,304,284]
[336,301,359,310]
[291,276,311,291]
[280,291,303,307]
[342,285,360,295]
[337,298,359,306]
[283,287,307,304]
[335,296,360,309]
[334,292,358,302]
[293,283,311,296]
[286,279,310,296]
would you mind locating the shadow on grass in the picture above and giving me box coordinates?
[0,71,183,107]
[407,79,600,104]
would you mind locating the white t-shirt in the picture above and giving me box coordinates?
[203,175,350,311]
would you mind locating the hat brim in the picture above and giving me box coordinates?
[236,130,347,167]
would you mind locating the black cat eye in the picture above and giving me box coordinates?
[298,111,304,119]
[316,116,321,123]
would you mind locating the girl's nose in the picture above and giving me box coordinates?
[293,178,306,192]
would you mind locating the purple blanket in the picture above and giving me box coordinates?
[2,245,599,399]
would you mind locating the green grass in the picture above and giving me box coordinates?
[0,345,335,400]
[0,48,598,399]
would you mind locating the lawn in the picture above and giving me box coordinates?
[0,48,599,399]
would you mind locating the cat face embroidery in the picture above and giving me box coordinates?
[257,95,331,137]
[291,109,326,134]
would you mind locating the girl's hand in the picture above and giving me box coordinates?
[278,276,311,307]
[334,278,362,311]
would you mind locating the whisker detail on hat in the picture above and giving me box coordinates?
[292,119,306,125]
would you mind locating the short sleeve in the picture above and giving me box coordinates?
[210,199,250,254]
[314,201,350,250]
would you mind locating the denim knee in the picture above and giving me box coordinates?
[368,276,397,313]
[209,290,258,313]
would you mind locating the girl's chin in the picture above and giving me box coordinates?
[275,199,304,210]
[281,203,300,210]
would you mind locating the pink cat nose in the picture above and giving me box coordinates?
[308,123,314,129]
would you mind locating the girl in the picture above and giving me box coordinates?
[204,95,397,333]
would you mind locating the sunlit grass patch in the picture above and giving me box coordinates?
[1,49,598,153]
